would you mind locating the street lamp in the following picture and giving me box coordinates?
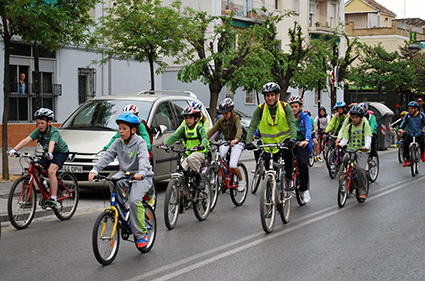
[408,40,425,53]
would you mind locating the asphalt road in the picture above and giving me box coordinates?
[1,149,425,281]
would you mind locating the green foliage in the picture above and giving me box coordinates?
[400,43,425,94]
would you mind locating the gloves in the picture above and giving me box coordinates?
[196,145,205,151]
[8,149,17,156]
[285,139,296,149]
[245,143,256,150]
[47,152,54,160]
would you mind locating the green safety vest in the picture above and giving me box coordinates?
[183,125,207,156]
[258,101,291,153]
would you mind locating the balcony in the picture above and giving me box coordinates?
[221,0,266,23]
[9,83,62,98]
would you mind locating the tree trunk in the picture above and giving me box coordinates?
[148,55,155,91]
[208,80,222,122]
[2,35,11,180]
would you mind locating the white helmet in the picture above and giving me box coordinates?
[34,108,54,120]
[122,104,139,115]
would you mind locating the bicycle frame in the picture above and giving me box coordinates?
[210,141,237,190]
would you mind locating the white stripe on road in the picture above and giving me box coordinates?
[128,175,425,281]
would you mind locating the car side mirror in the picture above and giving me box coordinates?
[154,125,168,139]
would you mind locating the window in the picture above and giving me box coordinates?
[151,102,176,132]
[292,0,299,14]
[368,13,380,28]
[245,91,256,104]
[171,100,190,125]
[330,4,336,28]
[78,68,96,104]
[309,1,315,27]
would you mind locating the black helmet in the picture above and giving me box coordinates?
[349,105,365,117]
[319,106,326,112]
[261,82,280,95]
[34,108,54,121]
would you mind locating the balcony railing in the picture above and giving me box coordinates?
[9,83,62,97]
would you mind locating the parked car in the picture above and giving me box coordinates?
[208,108,252,131]
[58,91,212,185]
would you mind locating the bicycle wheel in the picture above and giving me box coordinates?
[328,149,338,179]
[8,175,37,230]
[92,211,120,265]
[415,147,421,175]
[398,144,404,163]
[164,179,180,230]
[260,175,276,233]
[251,158,264,194]
[277,185,291,224]
[230,163,249,206]
[193,175,211,221]
[410,146,417,177]
[138,203,156,253]
[295,175,306,206]
[338,174,349,208]
[367,154,379,183]
[54,172,79,220]
[308,154,315,167]
[205,166,219,211]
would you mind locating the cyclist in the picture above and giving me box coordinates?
[89,112,153,250]
[337,105,372,203]
[398,101,425,167]
[161,105,209,189]
[207,98,246,192]
[288,96,313,202]
[325,101,346,141]
[315,106,330,160]
[360,103,378,157]
[178,100,210,130]
[306,109,321,162]
[245,82,297,190]
[390,111,407,147]
[9,108,69,209]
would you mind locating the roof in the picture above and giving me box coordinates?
[395,18,425,28]
[346,0,397,17]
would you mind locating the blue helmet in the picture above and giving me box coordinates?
[408,101,419,108]
[116,113,140,128]
[335,101,346,108]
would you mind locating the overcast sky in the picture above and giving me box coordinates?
[375,0,425,19]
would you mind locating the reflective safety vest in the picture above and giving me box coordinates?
[258,101,291,153]
[183,125,208,156]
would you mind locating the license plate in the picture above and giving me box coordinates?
[61,165,83,173]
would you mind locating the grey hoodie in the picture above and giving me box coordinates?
[91,134,153,178]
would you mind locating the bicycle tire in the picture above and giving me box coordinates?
[415,147,421,175]
[8,175,37,230]
[410,146,417,177]
[260,175,276,233]
[328,149,338,179]
[338,174,349,208]
[308,154,315,167]
[54,172,79,220]
[398,144,404,163]
[277,186,291,224]
[295,175,306,206]
[164,179,180,230]
[251,158,264,194]
[149,180,157,211]
[230,163,249,206]
[138,203,156,253]
[193,175,212,221]
[367,154,379,183]
[205,166,219,211]
[92,211,120,265]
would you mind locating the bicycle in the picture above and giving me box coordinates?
[205,140,249,210]
[257,142,292,233]
[398,137,404,164]
[92,174,156,265]
[408,131,421,177]
[7,152,79,230]
[251,139,265,194]
[317,130,329,160]
[326,135,345,179]
[160,145,211,230]
[337,149,369,208]
[291,154,306,206]
[367,150,379,183]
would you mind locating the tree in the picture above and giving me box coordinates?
[93,0,185,91]
[400,43,425,96]
[1,0,100,180]
[347,43,412,102]
[177,9,255,120]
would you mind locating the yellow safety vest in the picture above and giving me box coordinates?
[183,125,208,156]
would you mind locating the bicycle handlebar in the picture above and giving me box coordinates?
[93,173,138,184]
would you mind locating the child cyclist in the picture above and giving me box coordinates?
[337,105,372,203]
[9,108,69,208]
[207,98,246,192]
[161,105,209,189]
[88,113,153,250]
[325,101,346,138]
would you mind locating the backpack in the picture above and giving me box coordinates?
[140,119,153,147]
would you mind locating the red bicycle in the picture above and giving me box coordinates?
[7,152,79,229]
[205,140,249,211]
[291,156,307,206]
[317,130,329,160]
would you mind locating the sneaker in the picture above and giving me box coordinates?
[421,153,425,162]
[403,160,411,167]
[135,234,148,249]
[45,198,58,209]
[358,194,367,203]
[394,142,399,148]
[237,180,246,192]
[285,178,295,191]
[316,156,323,162]
[251,169,255,173]
[303,190,311,203]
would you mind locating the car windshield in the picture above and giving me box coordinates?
[235,110,251,118]
[61,100,153,130]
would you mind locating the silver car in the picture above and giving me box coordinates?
[59,92,212,185]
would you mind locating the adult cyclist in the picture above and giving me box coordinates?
[245,82,297,190]
[398,101,425,167]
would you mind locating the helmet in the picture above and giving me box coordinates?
[349,105,365,117]
[349,102,358,108]
[335,101,346,108]
[262,82,281,94]
[116,113,140,128]
[190,101,203,111]
[288,96,303,105]
[182,106,201,118]
[122,104,139,115]
[319,106,326,112]
[34,108,54,120]
[400,111,408,117]
[305,110,311,116]
[408,101,419,108]
[359,103,367,109]
[219,98,235,113]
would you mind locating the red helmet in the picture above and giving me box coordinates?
[182,106,201,118]
[122,104,139,115]
[219,98,234,113]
